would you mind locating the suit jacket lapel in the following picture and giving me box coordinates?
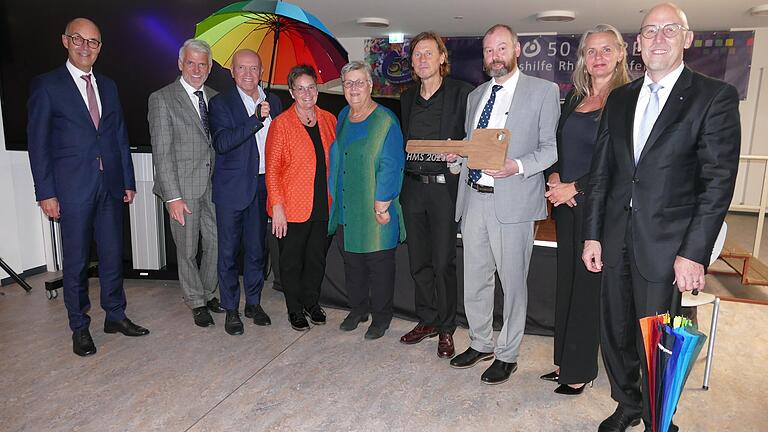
[93,72,113,132]
[58,66,95,130]
[173,80,207,136]
[467,81,490,139]
[231,87,250,123]
[625,78,643,168]
[637,67,693,163]
[505,73,528,131]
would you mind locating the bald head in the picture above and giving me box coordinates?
[64,18,100,38]
[231,49,263,97]
[642,2,689,28]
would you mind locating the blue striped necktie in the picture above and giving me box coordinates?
[469,84,503,183]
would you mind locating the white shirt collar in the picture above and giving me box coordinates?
[236,85,266,107]
[65,59,93,81]
[179,76,204,98]
[491,68,520,91]
[642,62,685,91]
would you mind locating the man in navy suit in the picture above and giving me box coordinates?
[209,49,283,335]
[27,18,149,357]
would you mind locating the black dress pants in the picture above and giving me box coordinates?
[277,220,331,314]
[400,176,458,333]
[552,203,601,384]
[336,226,396,328]
[600,219,680,429]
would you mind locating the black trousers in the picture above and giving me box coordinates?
[336,226,396,327]
[277,220,331,314]
[552,203,601,384]
[600,219,681,429]
[400,176,458,333]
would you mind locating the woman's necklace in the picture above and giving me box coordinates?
[295,106,316,126]
[350,100,375,119]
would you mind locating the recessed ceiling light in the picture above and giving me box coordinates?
[454,16,464,20]
[356,17,390,28]
[749,4,768,16]
[535,10,576,22]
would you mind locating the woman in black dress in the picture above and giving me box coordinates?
[542,24,631,395]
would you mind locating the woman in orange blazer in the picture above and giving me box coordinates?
[265,64,337,331]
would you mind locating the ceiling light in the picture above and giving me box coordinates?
[535,10,576,22]
[356,17,390,28]
[749,4,768,16]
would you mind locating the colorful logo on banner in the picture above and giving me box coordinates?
[365,31,754,100]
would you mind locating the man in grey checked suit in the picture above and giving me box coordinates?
[149,39,224,327]
[449,24,559,384]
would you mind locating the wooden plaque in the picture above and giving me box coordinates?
[406,128,510,170]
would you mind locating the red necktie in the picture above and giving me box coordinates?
[81,74,100,129]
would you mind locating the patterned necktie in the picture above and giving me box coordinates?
[469,84,503,183]
[635,82,663,163]
[193,90,210,138]
[81,74,100,129]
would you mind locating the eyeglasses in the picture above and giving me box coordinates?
[64,33,102,49]
[342,80,370,89]
[292,85,317,94]
[639,23,688,39]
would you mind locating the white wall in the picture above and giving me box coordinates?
[733,28,768,207]
[0,101,47,279]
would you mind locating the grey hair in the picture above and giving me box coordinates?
[178,39,213,66]
[340,61,373,82]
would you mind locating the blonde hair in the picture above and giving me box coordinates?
[572,24,630,99]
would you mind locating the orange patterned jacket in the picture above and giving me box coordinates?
[265,104,337,222]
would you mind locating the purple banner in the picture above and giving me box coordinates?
[365,31,754,99]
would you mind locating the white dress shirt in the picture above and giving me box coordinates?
[237,85,272,174]
[471,69,523,186]
[65,60,101,116]
[179,76,208,119]
[632,62,685,152]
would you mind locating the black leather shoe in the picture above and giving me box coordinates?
[72,329,97,357]
[104,318,150,336]
[598,406,641,432]
[244,304,271,326]
[289,312,310,331]
[193,306,215,327]
[304,304,326,325]
[449,347,494,369]
[554,382,590,395]
[339,312,369,331]
[364,324,388,340]
[206,297,225,314]
[225,310,244,335]
[540,370,560,382]
[481,359,517,385]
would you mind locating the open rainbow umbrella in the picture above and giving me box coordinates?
[194,0,348,87]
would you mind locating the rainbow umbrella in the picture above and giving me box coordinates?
[194,0,348,87]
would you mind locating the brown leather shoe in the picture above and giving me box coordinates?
[437,332,455,358]
[399,324,438,344]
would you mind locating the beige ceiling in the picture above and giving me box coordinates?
[293,0,768,37]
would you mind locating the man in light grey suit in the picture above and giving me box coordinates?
[449,24,559,384]
[149,39,224,327]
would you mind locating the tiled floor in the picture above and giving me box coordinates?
[1,266,766,431]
